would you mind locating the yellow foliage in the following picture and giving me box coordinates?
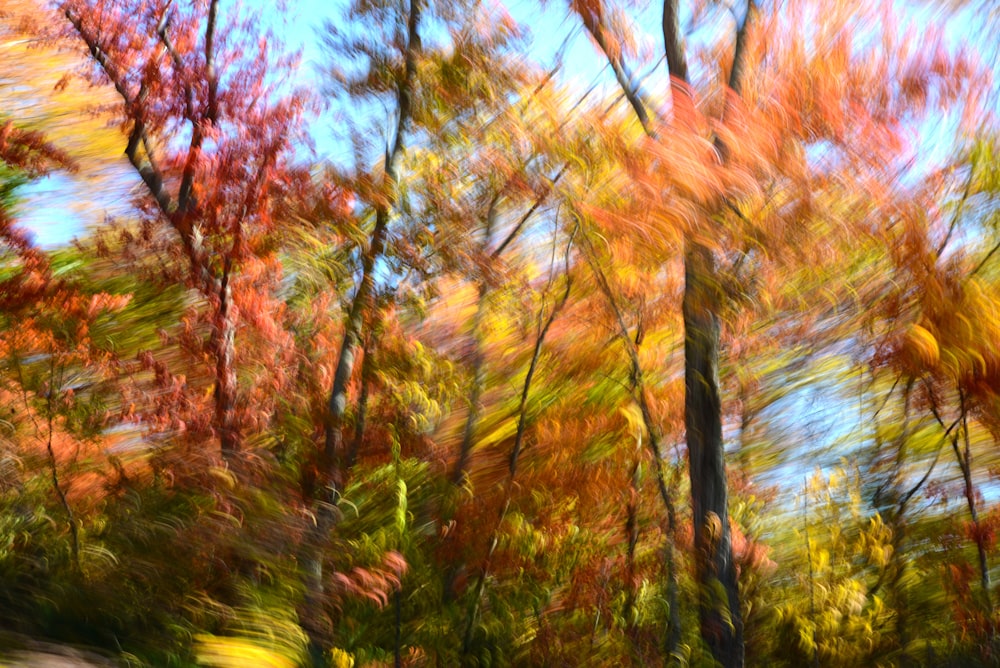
[194,635,297,668]
[904,324,939,370]
[788,467,894,665]
[0,1,122,168]
[618,402,645,442]
[478,414,518,449]
[208,466,237,490]
[329,648,355,668]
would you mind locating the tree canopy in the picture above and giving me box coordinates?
[0,0,996,666]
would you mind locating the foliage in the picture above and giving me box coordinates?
[0,0,995,666]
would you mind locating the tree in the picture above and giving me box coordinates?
[564,0,985,663]
[61,0,305,457]
[0,0,994,664]
[566,0,752,659]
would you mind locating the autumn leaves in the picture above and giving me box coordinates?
[0,0,995,665]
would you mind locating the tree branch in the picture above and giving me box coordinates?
[970,239,1000,277]
[577,10,656,136]
[492,164,567,259]
[936,167,974,259]
[64,6,175,217]
[177,0,220,216]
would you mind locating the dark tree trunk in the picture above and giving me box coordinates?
[956,395,992,605]
[663,0,752,661]
[683,240,743,667]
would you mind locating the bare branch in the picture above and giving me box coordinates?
[492,164,567,259]
[970,239,1000,277]
[936,167,974,258]
[64,5,175,215]
[578,12,656,137]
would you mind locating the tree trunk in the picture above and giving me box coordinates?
[684,240,743,667]
[214,260,239,455]
[301,0,422,653]
[347,328,377,472]
[951,393,995,649]
[452,282,488,487]
[624,456,641,660]
[664,0,752,661]
[302,187,393,657]
[958,396,992,605]
[323,213,389,490]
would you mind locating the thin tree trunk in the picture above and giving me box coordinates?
[663,462,682,662]
[624,455,642,662]
[926,384,994,649]
[581,232,683,661]
[889,512,911,667]
[453,193,504,487]
[300,202,393,654]
[46,419,80,573]
[459,226,575,659]
[14,356,80,572]
[445,185,559,610]
[803,479,820,668]
[953,391,993,618]
[301,0,422,654]
[325,0,419,476]
[214,259,239,455]
[322,215,389,490]
[46,360,80,572]
[346,328,378,472]
[884,379,914,666]
[442,200,500,610]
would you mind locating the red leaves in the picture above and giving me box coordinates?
[964,514,1000,553]
[62,0,309,454]
[0,121,75,177]
[330,550,408,609]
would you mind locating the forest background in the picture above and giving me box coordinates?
[0,0,998,666]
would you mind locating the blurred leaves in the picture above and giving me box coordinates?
[0,0,994,665]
